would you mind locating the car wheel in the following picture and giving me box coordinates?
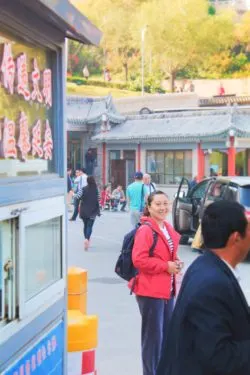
[179,235,189,245]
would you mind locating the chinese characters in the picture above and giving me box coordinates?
[0,42,54,162]
[0,43,52,107]
[0,114,53,162]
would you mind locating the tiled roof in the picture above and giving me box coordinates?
[92,107,250,143]
[66,95,125,128]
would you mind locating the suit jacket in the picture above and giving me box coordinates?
[157,251,250,375]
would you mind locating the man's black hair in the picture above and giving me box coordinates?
[81,167,87,174]
[201,200,247,249]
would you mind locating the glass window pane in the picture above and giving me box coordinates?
[164,152,174,175]
[174,151,184,175]
[155,152,164,174]
[25,217,62,301]
[239,186,250,207]
[184,151,192,176]
[147,151,156,173]
[236,150,248,176]
[209,151,228,176]
[0,219,17,324]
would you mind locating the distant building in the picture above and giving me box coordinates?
[209,0,248,15]
[66,95,124,176]
[92,106,250,188]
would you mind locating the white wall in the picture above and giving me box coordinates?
[163,78,250,97]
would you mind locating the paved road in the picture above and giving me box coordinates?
[68,211,250,375]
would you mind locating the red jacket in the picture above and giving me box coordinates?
[128,216,180,299]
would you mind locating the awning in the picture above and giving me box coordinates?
[22,0,102,46]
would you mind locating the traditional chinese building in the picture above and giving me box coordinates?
[66,95,125,176]
[92,106,250,189]
[0,1,101,374]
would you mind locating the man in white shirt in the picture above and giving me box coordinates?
[69,168,88,221]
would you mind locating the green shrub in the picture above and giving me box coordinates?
[67,74,166,93]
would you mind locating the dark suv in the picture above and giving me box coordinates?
[173,176,250,245]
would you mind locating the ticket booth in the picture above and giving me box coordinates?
[0,1,101,374]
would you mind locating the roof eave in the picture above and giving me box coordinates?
[31,0,102,45]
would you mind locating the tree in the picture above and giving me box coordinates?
[133,0,234,91]
[71,0,139,81]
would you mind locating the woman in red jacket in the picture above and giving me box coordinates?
[129,191,182,375]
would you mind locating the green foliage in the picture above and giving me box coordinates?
[208,5,216,16]
[67,74,165,94]
[69,1,250,90]
[67,76,128,90]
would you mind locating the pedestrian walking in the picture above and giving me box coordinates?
[127,171,147,227]
[83,65,90,80]
[157,200,250,375]
[76,176,100,250]
[129,191,181,375]
[69,168,88,221]
[67,166,73,209]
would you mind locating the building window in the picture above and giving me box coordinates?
[0,219,18,326]
[208,150,228,176]
[25,217,62,301]
[236,149,250,176]
[146,150,192,184]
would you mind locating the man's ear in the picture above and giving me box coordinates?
[228,232,239,246]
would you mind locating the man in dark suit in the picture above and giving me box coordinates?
[157,200,250,375]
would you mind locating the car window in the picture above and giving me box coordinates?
[223,185,238,202]
[206,182,228,201]
[239,186,250,208]
[191,180,210,200]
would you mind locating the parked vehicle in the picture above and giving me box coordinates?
[173,176,250,245]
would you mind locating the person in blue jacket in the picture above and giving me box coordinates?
[157,200,250,375]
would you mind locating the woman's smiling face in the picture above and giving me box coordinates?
[148,193,169,222]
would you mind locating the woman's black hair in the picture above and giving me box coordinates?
[87,175,97,187]
[144,190,169,217]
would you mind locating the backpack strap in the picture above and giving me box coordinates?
[142,222,158,257]
[130,224,158,295]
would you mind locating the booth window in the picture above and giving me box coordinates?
[146,150,192,184]
[25,217,62,301]
[0,219,17,325]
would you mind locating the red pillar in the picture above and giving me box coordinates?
[197,143,204,182]
[137,143,141,171]
[102,142,106,185]
[228,136,236,176]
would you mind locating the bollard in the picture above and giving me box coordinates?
[68,267,98,375]
[68,267,88,314]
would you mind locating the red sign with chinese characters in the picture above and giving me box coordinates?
[43,120,53,161]
[0,43,54,162]
[32,120,44,158]
[31,59,43,104]
[16,53,31,101]
[0,117,17,159]
[0,43,15,95]
[17,112,31,161]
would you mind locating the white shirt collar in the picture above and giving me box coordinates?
[221,259,241,283]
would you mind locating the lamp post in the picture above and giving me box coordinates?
[141,26,148,96]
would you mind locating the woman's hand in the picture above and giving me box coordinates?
[167,261,180,275]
